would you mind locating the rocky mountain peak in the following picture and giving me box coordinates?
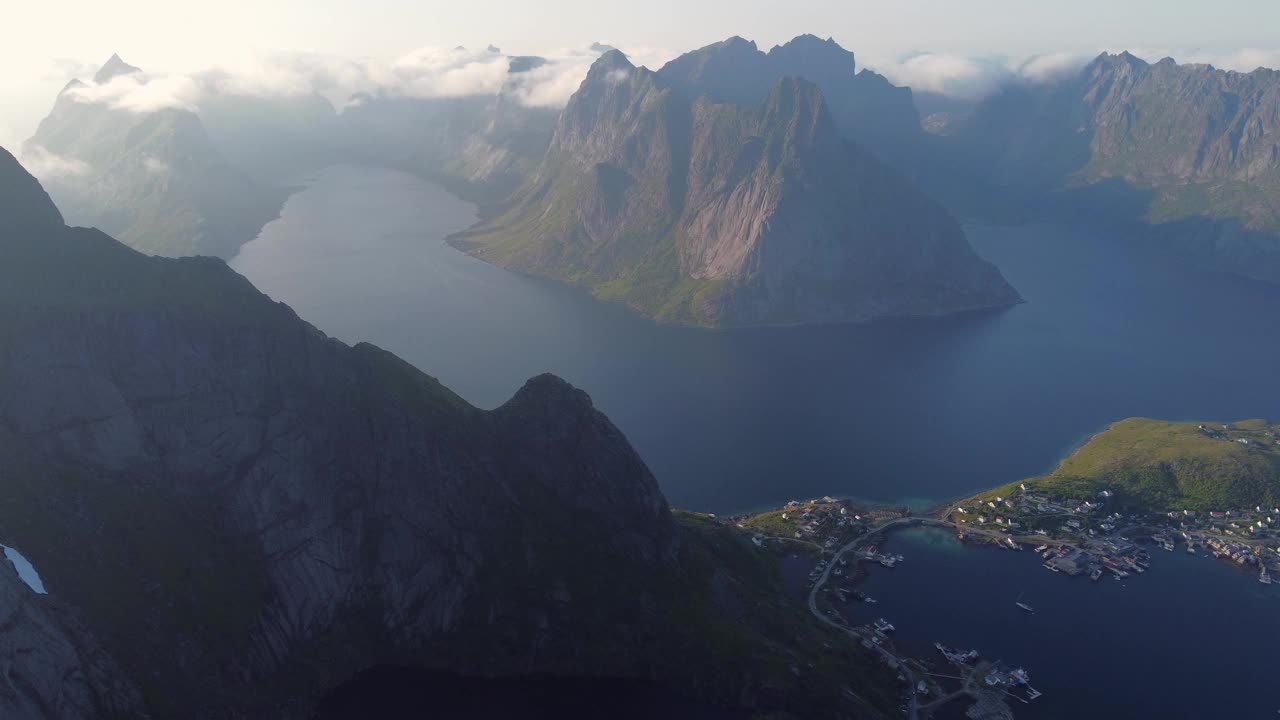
[507,55,548,74]
[502,372,597,416]
[588,48,635,76]
[767,34,856,74]
[92,53,141,84]
[1086,51,1149,76]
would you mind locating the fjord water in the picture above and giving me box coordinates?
[849,527,1280,719]
[232,165,1280,513]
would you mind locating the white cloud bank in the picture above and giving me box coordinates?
[867,51,1093,100]
[59,45,674,115]
[19,144,91,180]
[868,47,1280,101]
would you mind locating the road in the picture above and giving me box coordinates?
[804,517,951,720]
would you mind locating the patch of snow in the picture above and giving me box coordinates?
[2,545,47,594]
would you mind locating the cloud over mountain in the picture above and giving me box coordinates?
[17,144,91,180]
[58,45,674,114]
[868,51,1092,100]
[870,46,1280,101]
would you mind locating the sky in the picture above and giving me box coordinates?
[6,0,1280,150]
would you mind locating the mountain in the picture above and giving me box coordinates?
[0,147,900,719]
[657,35,925,168]
[454,50,1019,327]
[948,52,1280,281]
[92,53,141,84]
[337,54,559,204]
[22,55,287,259]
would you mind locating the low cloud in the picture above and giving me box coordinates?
[143,156,169,174]
[1131,47,1280,73]
[868,51,1093,100]
[19,145,91,180]
[870,47,1280,101]
[66,72,203,113]
[58,44,674,115]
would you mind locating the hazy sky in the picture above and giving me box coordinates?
[6,0,1280,149]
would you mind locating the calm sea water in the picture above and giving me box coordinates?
[848,527,1279,719]
[231,165,1280,513]
[235,165,1280,718]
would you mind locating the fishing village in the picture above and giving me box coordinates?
[719,483,1280,719]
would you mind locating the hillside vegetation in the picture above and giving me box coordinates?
[972,418,1280,512]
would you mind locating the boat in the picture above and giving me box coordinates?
[1011,668,1030,685]
[1015,591,1034,613]
[1034,545,1049,553]
[1090,567,1103,581]
[1262,566,1274,585]
[873,618,895,634]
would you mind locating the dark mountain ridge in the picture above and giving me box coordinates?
[0,146,897,719]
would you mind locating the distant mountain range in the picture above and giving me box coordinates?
[23,56,288,259]
[454,50,1020,327]
[941,52,1280,282]
[336,55,560,205]
[0,146,901,719]
[23,39,1280,306]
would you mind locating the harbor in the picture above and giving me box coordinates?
[729,495,1279,717]
[842,524,1280,719]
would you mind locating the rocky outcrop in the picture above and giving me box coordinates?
[455,51,1019,327]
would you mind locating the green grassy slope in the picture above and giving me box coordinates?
[965,418,1280,512]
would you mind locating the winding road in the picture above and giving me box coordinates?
[803,517,953,720]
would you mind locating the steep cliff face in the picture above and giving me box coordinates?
[0,150,894,719]
[21,56,286,259]
[456,51,1019,327]
[0,560,145,720]
[1078,54,1280,185]
[657,35,925,169]
[958,53,1280,193]
[949,52,1280,281]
